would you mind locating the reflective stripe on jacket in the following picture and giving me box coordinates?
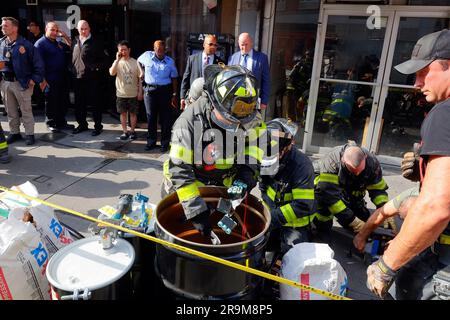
[260,148,316,228]
[313,144,388,224]
[164,94,261,219]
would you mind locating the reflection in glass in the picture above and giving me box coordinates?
[389,17,449,85]
[321,16,386,82]
[409,0,450,5]
[269,1,320,145]
[311,81,376,148]
[378,88,432,157]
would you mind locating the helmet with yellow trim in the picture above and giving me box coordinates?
[204,64,260,131]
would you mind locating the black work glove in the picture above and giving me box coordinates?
[401,143,421,182]
[190,209,212,237]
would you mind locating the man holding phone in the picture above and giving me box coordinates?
[109,40,143,140]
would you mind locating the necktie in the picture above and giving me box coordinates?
[240,54,248,68]
[202,55,209,76]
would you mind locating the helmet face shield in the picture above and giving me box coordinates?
[231,97,257,118]
[215,73,258,118]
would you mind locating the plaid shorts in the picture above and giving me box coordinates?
[116,97,139,114]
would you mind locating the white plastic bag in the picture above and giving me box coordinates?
[0,182,75,299]
[0,218,51,300]
[1,182,75,253]
[279,242,348,300]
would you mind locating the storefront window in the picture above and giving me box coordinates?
[41,0,72,2]
[310,14,386,151]
[408,0,450,5]
[77,0,112,4]
[378,16,449,157]
[129,0,235,77]
[268,0,320,144]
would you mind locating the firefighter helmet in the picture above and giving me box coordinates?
[260,118,298,176]
[204,64,260,131]
[266,118,298,150]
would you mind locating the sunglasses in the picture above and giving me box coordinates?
[207,43,218,47]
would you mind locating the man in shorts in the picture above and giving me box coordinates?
[109,40,143,140]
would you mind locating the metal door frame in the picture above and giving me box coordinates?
[303,4,450,160]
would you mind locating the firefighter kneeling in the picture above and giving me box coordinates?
[259,118,316,254]
[161,64,264,243]
[313,142,389,240]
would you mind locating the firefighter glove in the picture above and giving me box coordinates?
[349,216,365,233]
[383,217,397,233]
[227,180,248,200]
[401,143,421,182]
[190,209,212,237]
[367,256,396,299]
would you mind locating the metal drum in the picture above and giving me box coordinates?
[46,236,135,300]
[154,186,271,300]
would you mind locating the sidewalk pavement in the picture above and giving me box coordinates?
[0,106,417,300]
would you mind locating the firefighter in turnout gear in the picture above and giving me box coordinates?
[313,142,389,237]
[259,118,316,253]
[161,64,265,240]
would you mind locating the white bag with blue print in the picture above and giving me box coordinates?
[0,217,52,300]
[280,242,348,300]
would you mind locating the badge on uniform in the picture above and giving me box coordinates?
[19,46,26,54]
[5,50,11,58]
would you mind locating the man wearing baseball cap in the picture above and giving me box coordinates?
[366,29,450,300]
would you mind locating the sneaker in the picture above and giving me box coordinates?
[47,125,60,133]
[6,134,23,144]
[119,132,129,140]
[0,153,10,164]
[129,132,137,140]
[160,145,169,153]
[91,129,102,137]
[25,135,35,145]
[72,126,88,134]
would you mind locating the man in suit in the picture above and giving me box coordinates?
[180,34,224,110]
[228,32,270,110]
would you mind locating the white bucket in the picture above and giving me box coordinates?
[46,236,135,300]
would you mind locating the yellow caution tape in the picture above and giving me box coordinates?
[0,185,351,300]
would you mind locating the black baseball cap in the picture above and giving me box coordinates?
[395,29,450,75]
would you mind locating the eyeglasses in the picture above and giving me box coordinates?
[207,43,218,47]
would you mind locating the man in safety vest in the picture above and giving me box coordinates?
[259,118,316,254]
[313,142,389,238]
[161,64,266,240]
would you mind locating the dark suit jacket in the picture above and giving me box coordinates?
[180,52,224,99]
[228,50,270,105]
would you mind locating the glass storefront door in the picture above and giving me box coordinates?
[304,8,394,154]
[304,5,449,161]
[371,12,449,163]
